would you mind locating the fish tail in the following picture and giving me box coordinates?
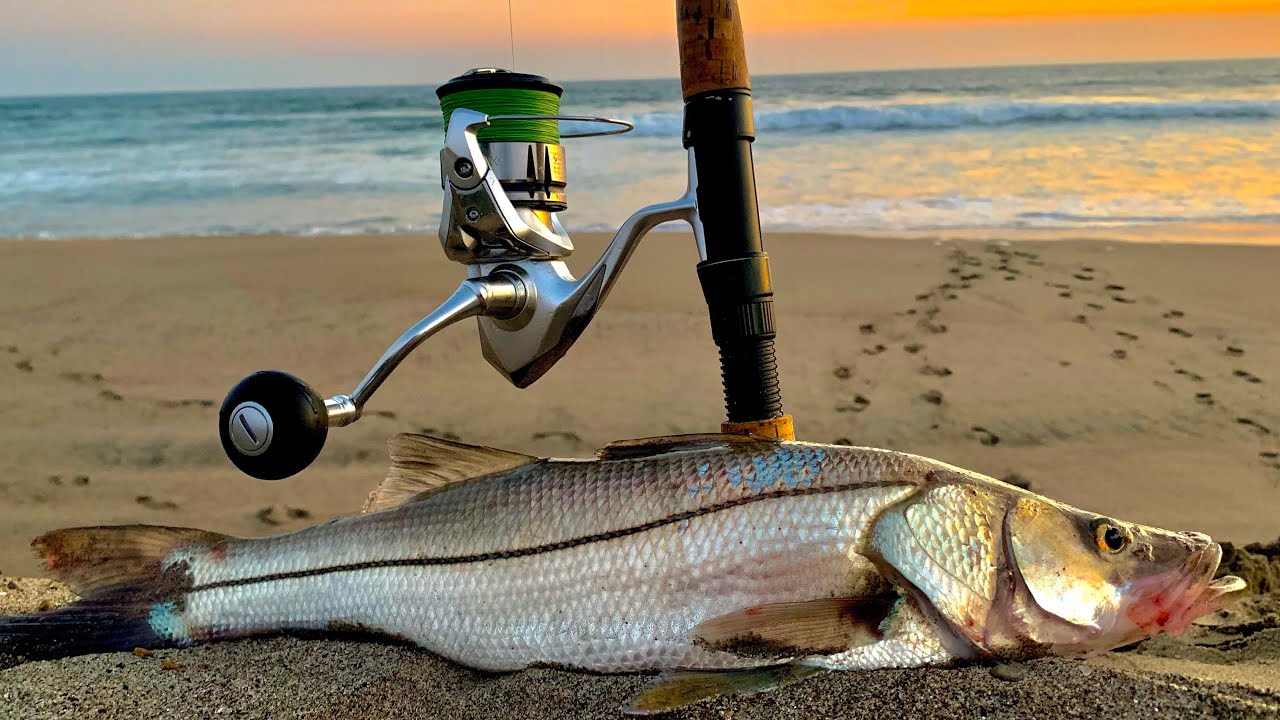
[1,525,229,661]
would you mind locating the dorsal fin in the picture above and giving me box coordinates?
[363,433,537,513]
[597,433,769,461]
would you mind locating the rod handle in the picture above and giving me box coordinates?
[676,0,751,99]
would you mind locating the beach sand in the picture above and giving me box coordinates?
[1,232,1278,717]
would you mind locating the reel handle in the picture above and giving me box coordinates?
[676,0,751,99]
[219,371,328,481]
[218,276,515,480]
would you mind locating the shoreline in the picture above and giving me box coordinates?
[2,221,1279,247]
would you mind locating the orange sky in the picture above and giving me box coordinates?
[1,1,1277,94]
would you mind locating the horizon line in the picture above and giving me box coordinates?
[2,55,1276,102]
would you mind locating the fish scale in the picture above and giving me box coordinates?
[168,441,928,671]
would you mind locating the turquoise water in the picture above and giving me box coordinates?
[1,58,1278,238]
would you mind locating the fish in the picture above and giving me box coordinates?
[0,433,1246,713]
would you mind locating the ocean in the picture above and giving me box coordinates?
[1,58,1278,240]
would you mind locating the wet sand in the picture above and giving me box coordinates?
[0,232,1278,717]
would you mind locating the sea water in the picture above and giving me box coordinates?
[1,58,1277,240]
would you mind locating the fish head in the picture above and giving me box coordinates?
[1003,495,1246,654]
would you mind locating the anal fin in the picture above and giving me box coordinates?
[692,594,897,660]
[623,663,825,715]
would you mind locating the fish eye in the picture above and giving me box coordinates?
[1094,522,1130,554]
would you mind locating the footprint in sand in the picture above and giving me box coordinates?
[1072,315,1089,324]
[836,395,872,413]
[1173,368,1206,382]
[1116,331,1138,341]
[531,430,583,445]
[833,366,852,380]
[1169,327,1194,338]
[99,389,123,401]
[156,399,216,409]
[903,343,923,354]
[921,390,944,405]
[1105,284,1126,291]
[1047,282,1071,290]
[1112,295,1136,304]
[255,505,311,526]
[1073,273,1094,282]
[960,273,982,282]
[1059,291,1073,299]
[1233,370,1264,384]
[1195,392,1215,406]
[14,358,33,372]
[60,371,105,384]
[1162,309,1185,319]
[1111,349,1128,360]
[1237,418,1272,435]
[970,426,1001,446]
[1086,302,1105,311]
[419,427,461,441]
[1001,473,1032,490]
[1226,346,1245,356]
[136,495,179,511]
[921,365,953,377]
[862,344,887,356]
[859,323,875,335]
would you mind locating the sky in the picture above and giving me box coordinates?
[1,1,1278,96]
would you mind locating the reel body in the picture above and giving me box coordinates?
[221,68,705,480]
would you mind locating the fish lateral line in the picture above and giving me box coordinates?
[190,479,912,594]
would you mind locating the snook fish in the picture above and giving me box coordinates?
[0,434,1246,713]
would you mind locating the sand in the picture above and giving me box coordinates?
[0,232,1278,717]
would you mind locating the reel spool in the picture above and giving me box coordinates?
[437,69,568,214]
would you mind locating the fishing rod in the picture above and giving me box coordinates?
[218,0,793,480]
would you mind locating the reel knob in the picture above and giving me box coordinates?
[219,370,328,480]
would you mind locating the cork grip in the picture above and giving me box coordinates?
[676,0,751,99]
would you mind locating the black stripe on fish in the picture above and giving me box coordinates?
[192,480,911,594]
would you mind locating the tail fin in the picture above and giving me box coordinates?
[1,525,228,662]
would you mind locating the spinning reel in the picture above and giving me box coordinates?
[220,1,792,481]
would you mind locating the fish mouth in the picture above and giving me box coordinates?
[1131,542,1247,635]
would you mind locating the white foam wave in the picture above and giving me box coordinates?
[757,197,1280,232]
[622,98,1280,137]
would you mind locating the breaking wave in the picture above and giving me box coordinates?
[624,98,1280,137]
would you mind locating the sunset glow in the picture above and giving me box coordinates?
[1,0,1277,95]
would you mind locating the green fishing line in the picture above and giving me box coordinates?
[439,88,561,144]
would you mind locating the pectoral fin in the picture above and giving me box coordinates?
[623,663,826,715]
[691,594,897,660]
